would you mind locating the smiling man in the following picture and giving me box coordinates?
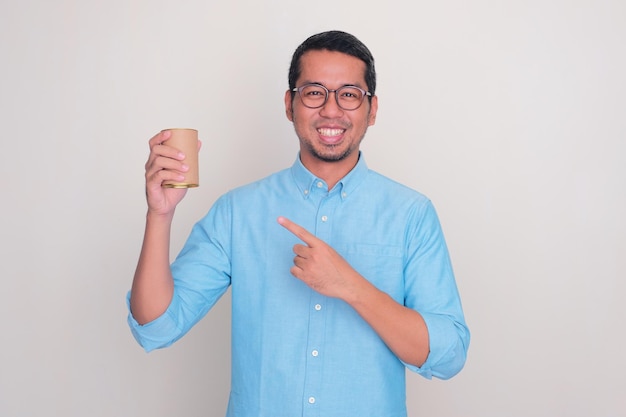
[128,30,470,417]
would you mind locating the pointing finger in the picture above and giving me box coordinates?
[277,216,318,247]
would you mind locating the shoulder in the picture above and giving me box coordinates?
[227,167,291,196]
[208,167,292,211]
[365,168,431,206]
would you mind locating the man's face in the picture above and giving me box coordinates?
[285,50,378,169]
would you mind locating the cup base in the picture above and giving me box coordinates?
[162,183,199,188]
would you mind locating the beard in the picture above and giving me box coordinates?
[300,140,356,163]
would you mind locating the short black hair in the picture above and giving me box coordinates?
[288,30,376,97]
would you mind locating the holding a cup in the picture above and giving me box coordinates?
[161,128,199,188]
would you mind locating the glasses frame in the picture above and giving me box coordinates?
[292,83,372,111]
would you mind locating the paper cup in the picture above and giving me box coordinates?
[162,128,199,188]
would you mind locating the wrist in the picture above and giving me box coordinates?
[341,271,376,306]
[146,208,175,225]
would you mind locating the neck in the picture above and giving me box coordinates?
[300,152,359,190]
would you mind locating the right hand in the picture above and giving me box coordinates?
[144,130,198,216]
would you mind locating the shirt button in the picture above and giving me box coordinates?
[308,397,316,404]
[312,350,319,357]
[316,181,323,188]
[321,215,328,222]
[314,304,322,311]
[304,189,309,195]
[341,192,347,198]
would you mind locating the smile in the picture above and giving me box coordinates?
[317,128,345,137]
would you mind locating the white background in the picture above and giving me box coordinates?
[1,1,624,416]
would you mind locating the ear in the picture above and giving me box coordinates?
[367,95,378,126]
[284,90,294,121]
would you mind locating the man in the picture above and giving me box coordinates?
[128,30,470,417]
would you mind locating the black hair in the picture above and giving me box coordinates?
[288,30,376,97]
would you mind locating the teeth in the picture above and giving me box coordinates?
[318,128,344,136]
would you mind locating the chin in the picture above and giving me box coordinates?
[312,147,353,163]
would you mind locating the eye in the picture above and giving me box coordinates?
[339,87,362,100]
[301,85,327,98]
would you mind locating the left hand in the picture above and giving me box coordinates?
[277,216,360,300]
[278,217,431,367]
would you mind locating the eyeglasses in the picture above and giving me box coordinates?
[292,83,372,111]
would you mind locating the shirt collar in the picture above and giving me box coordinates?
[290,152,369,200]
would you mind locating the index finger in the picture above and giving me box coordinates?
[148,129,172,148]
[277,216,319,247]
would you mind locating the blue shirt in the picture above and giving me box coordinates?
[127,154,470,417]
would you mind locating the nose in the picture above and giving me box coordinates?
[319,91,344,117]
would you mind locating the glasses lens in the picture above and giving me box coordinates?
[337,86,365,110]
[300,85,328,108]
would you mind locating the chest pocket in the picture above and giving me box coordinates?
[339,243,405,302]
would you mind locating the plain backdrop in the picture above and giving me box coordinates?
[1,1,624,416]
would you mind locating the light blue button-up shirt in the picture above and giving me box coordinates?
[128,153,470,417]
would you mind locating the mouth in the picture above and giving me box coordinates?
[317,127,346,144]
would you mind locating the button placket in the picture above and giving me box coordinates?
[303,182,341,415]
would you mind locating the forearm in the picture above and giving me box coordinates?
[130,211,176,325]
[345,275,430,367]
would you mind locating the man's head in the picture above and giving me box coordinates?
[284,31,378,172]
[288,30,376,98]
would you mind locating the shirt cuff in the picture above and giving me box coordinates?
[404,312,467,380]
[126,291,183,352]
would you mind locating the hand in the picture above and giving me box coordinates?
[144,130,200,216]
[277,216,361,300]
[278,218,431,367]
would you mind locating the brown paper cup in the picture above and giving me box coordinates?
[162,128,199,188]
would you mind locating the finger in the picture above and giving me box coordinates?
[146,131,180,169]
[145,152,189,182]
[148,160,187,182]
[149,130,187,162]
[290,265,303,279]
[146,132,187,172]
[292,243,310,258]
[277,216,319,247]
[153,142,186,161]
[153,155,189,173]
[149,129,171,148]
[292,254,305,269]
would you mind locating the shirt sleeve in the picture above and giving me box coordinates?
[127,195,233,352]
[126,289,187,352]
[403,200,470,380]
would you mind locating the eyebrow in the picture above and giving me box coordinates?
[299,81,366,89]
